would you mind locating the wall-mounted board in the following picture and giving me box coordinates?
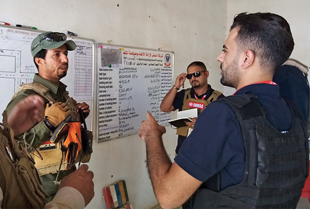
[97,44,174,142]
[0,25,95,129]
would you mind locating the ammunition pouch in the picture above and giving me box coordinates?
[33,142,68,176]
[0,111,48,208]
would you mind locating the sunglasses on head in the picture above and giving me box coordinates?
[32,32,67,51]
[186,71,204,79]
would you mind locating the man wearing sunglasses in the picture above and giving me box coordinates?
[5,31,91,199]
[139,12,308,209]
[160,61,223,154]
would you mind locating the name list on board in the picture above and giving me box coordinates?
[97,46,173,142]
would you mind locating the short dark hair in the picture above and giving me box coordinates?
[33,49,47,70]
[231,12,294,71]
[187,61,207,72]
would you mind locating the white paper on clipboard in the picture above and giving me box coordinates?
[177,108,198,118]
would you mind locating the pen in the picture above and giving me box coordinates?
[0,21,10,25]
[16,24,37,30]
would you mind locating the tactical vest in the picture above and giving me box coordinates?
[0,112,47,208]
[13,83,90,176]
[177,88,222,136]
[190,95,309,209]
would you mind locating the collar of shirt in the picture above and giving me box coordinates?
[234,81,279,97]
[190,84,213,100]
[33,74,67,94]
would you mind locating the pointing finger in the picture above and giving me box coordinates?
[146,112,155,122]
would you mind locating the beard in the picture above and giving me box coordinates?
[58,63,68,79]
[191,80,200,88]
[58,71,67,79]
[220,58,239,88]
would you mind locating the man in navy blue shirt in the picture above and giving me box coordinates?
[274,59,310,206]
[139,12,308,209]
[274,59,310,124]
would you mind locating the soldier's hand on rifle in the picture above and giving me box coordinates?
[44,102,71,128]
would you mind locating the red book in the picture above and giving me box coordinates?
[103,187,114,209]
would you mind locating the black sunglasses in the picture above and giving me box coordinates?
[186,71,204,79]
[32,32,67,51]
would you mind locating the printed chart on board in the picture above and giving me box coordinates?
[97,44,174,142]
[0,27,39,122]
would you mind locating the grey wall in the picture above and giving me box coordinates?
[2,0,308,208]
[0,1,227,208]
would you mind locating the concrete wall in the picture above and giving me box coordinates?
[0,1,227,208]
[224,0,310,95]
[1,0,309,208]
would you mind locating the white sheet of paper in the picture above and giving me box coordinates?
[177,108,198,119]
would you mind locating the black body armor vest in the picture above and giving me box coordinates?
[190,95,309,209]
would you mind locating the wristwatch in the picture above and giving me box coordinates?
[173,85,180,90]
[43,117,56,132]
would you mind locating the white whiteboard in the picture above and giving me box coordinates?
[97,44,174,142]
[0,25,95,129]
